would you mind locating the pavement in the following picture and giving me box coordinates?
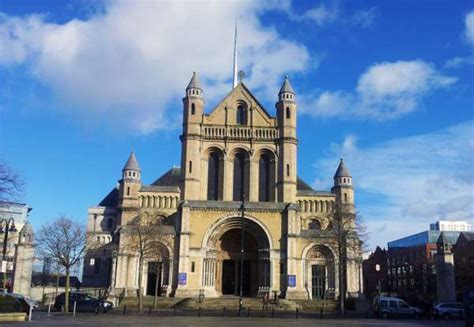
[0,313,466,327]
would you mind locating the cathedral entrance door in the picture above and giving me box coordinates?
[146,262,162,296]
[311,265,325,299]
[222,260,235,295]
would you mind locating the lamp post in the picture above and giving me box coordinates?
[0,218,17,292]
[239,194,245,315]
[375,263,381,297]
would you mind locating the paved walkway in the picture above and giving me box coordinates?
[2,314,465,327]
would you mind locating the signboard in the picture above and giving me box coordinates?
[288,275,296,287]
[178,272,187,285]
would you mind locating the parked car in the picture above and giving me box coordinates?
[0,292,32,313]
[54,292,113,313]
[10,293,38,310]
[432,302,464,320]
[373,296,423,319]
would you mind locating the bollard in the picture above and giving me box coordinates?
[247,308,250,317]
[73,301,77,318]
[295,307,298,319]
[123,305,127,315]
[148,306,152,316]
[271,308,274,318]
[47,302,51,317]
[28,304,32,322]
[198,306,201,317]
[320,308,323,318]
[223,307,226,317]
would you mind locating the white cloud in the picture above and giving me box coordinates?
[0,1,309,133]
[352,7,378,29]
[301,4,338,26]
[465,11,474,45]
[444,56,474,69]
[312,121,474,249]
[300,60,456,120]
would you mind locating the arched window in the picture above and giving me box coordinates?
[308,219,321,230]
[233,153,246,201]
[259,154,270,202]
[286,107,290,119]
[191,103,196,115]
[207,152,220,200]
[344,193,348,202]
[236,105,247,125]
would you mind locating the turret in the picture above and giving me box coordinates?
[183,72,204,135]
[181,72,204,200]
[276,75,297,202]
[331,158,354,206]
[118,151,142,216]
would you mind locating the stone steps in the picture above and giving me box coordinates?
[292,299,339,312]
[119,296,187,309]
[177,297,298,311]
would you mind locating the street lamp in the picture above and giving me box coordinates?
[239,194,245,315]
[0,218,17,292]
[375,263,381,297]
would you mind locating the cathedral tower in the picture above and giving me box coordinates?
[276,76,297,202]
[181,72,204,200]
[118,151,141,224]
[331,158,354,207]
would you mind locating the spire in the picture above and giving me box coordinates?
[279,75,295,95]
[123,151,141,172]
[232,19,238,88]
[334,158,351,178]
[186,71,202,90]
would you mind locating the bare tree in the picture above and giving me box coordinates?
[36,216,86,312]
[122,214,167,312]
[327,203,367,317]
[0,160,24,202]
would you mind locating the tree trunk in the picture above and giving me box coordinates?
[65,267,70,313]
[137,256,144,313]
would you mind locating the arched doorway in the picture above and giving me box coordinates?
[202,217,271,297]
[145,244,171,297]
[304,245,336,299]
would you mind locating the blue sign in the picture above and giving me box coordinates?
[178,272,187,285]
[288,275,296,287]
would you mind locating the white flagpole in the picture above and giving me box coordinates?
[233,20,238,88]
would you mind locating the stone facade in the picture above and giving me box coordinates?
[83,74,362,300]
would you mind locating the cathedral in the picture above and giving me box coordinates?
[83,72,362,300]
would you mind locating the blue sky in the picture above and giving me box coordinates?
[0,0,473,251]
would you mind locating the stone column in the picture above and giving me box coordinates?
[285,204,306,299]
[12,243,34,296]
[249,157,258,202]
[174,201,193,297]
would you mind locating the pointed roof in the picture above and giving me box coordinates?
[186,71,202,90]
[334,158,351,178]
[123,151,141,171]
[279,75,295,94]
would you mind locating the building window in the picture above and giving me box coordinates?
[189,161,192,173]
[286,107,290,119]
[233,153,246,201]
[127,187,130,196]
[286,164,290,177]
[344,193,348,202]
[191,103,195,115]
[207,152,220,200]
[236,105,247,125]
[308,219,321,230]
[94,258,102,275]
[191,261,195,273]
[258,154,270,201]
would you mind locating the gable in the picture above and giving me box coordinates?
[204,83,275,127]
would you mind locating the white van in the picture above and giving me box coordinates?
[373,296,423,319]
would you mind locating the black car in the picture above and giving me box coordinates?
[0,293,31,313]
[54,292,113,313]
